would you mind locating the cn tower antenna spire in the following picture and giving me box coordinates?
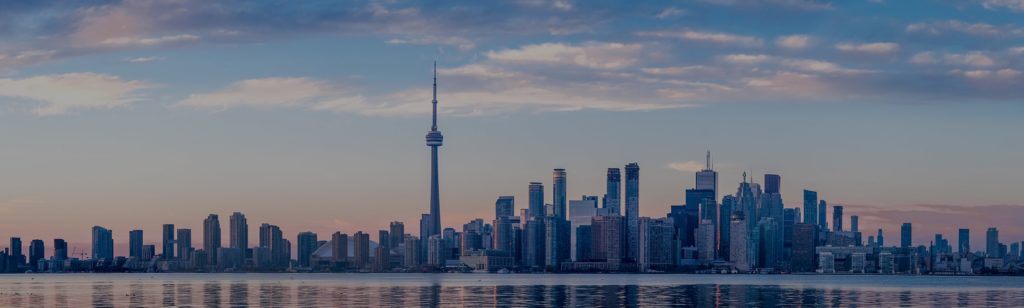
[432,61,438,131]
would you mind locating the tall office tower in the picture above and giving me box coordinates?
[28,239,44,269]
[419,213,431,261]
[877,229,885,247]
[764,174,781,195]
[803,190,818,225]
[204,214,221,266]
[757,217,782,269]
[91,226,114,260]
[9,237,23,268]
[696,151,718,196]
[389,222,405,252]
[958,228,970,255]
[624,162,640,261]
[528,182,545,219]
[638,217,675,271]
[142,245,156,261]
[735,173,758,232]
[331,232,348,263]
[427,235,445,266]
[832,206,844,232]
[850,215,859,233]
[229,212,248,253]
[900,223,912,248]
[719,196,735,260]
[296,231,318,268]
[129,229,144,259]
[686,188,717,253]
[425,64,445,240]
[524,219,546,268]
[495,196,515,219]
[696,219,716,261]
[259,224,286,268]
[782,208,798,265]
[791,223,818,272]
[605,168,621,215]
[544,216,570,268]
[378,230,391,252]
[817,201,827,230]
[553,168,567,218]
[493,216,520,254]
[730,211,749,272]
[403,236,419,268]
[986,227,999,257]
[177,229,192,262]
[591,215,624,262]
[353,231,370,269]
[53,239,68,261]
[162,224,175,260]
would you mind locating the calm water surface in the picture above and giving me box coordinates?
[0,273,1022,307]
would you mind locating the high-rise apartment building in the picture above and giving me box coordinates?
[624,163,640,261]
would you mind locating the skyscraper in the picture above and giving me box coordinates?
[28,239,44,270]
[730,211,749,272]
[791,223,817,272]
[129,229,144,259]
[53,239,68,261]
[986,227,999,257]
[331,232,348,263]
[162,224,175,260]
[230,212,248,253]
[901,223,912,248]
[553,168,567,218]
[850,215,859,233]
[389,221,405,252]
[958,228,970,255]
[696,151,718,198]
[763,174,781,195]
[353,231,370,269]
[91,226,114,261]
[817,200,827,231]
[296,231,318,268]
[832,206,844,232]
[605,168,621,215]
[425,63,444,241]
[877,229,885,247]
[803,190,818,225]
[591,215,624,262]
[204,214,222,266]
[495,196,514,219]
[259,223,285,268]
[528,182,544,219]
[177,228,192,262]
[719,196,735,260]
[624,162,640,261]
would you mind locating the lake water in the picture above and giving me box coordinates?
[0,273,1022,307]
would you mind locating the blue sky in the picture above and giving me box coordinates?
[0,0,1022,252]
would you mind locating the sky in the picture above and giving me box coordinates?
[0,0,1023,256]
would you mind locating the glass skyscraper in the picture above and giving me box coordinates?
[553,168,567,218]
[528,182,544,219]
[624,162,640,261]
[901,222,912,248]
[803,190,817,226]
[605,168,621,215]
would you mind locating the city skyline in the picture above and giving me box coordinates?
[1,0,1023,257]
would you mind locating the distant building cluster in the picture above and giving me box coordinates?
[0,69,1020,275]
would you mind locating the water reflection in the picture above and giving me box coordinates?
[0,277,1023,307]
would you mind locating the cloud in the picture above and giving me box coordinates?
[485,42,643,69]
[776,35,812,49]
[1010,46,1024,54]
[178,78,336,110]
[699,0,833,10]
[910,51,996,67]
[123,56,164,63]
[639,29,763,47]
[668,161,706,172]
[957,68,1021,79]
[97,34,201,48]
[835,42,900,54]
[721,54,771,64]
[655,7,687,19]
[978,0,1024,12]
[386,36,476,51]
[906,20,1024,37]
[781,59,871,74]
[0,73,152,115]
[640,66,716,75]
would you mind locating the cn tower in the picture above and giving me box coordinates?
[425,63,443,238]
